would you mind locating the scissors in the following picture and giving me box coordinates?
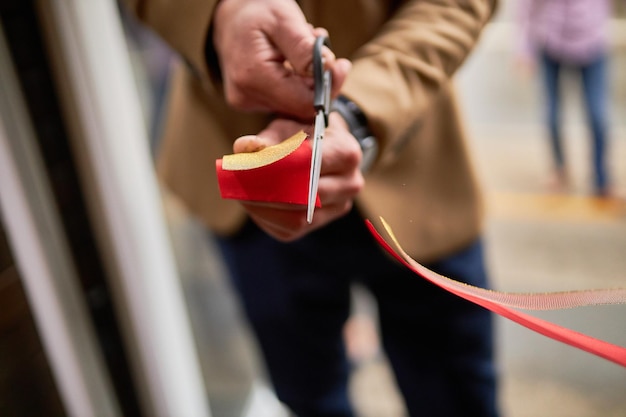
[307,36,332,224]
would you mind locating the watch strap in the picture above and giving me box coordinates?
[331,95,378,172]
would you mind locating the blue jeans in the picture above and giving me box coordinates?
[217,208,499,417]
[540,51,610,194]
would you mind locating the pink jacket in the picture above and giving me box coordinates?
[517,0,612,64]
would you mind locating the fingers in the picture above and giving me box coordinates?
[270,9,322,76]
[224,60,318,117]
[330,59,352,97]
[243,200,354,242]
[317,171,364,206]
[311,27,330,41]
[320,113,363,174]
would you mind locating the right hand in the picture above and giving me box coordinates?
[212,0,351,119]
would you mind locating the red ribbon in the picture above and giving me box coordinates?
[366,218,626,368]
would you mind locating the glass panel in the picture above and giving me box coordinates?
[0,225,66,417]
[118,7,287,416]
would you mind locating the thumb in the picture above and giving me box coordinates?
[233,135,267,154]
[233,129,285,154]
[269,8,327,76]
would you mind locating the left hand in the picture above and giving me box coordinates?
[234,114,363,241]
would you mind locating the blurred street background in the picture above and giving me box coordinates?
[347,2,626,416]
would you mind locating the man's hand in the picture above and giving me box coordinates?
[234,115,363,241]
[213,0,351,119]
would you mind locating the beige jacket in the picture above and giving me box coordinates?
[124,0,498,261]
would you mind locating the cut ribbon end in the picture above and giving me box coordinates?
[366,217,626,368]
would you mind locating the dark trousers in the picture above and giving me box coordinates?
[540,51,609,194]
[217,208,499,417]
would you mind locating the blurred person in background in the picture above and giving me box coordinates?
[122,0,500,416]
[515,0,617,197]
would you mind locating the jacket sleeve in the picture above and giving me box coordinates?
[121,0,218,84]
[340,0,498,156]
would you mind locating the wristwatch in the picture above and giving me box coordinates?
[331,95,379,173]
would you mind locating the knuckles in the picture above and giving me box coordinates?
[348,171,365,196]
[224,75,258,110]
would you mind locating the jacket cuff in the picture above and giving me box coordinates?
[204,20,223,85]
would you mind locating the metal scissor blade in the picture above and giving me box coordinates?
[307,111,325,223]
[307,36,331,224]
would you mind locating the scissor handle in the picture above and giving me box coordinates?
[313,36,331,117]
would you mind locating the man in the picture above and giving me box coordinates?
[123,0,500,415]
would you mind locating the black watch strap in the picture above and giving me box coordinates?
[331,95,378,172]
